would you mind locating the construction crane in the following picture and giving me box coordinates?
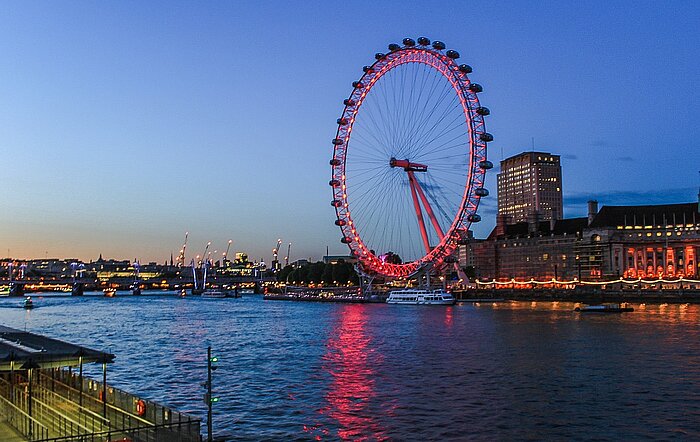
[200,242,211,268]
[177,232,189,267]
[284,243,292,267]
[223,240,233,262]
[272,238,282,271]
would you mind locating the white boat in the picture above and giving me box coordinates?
[201,289,227,298]
[201,288,241,298]
[574,303,633,313]
[387,289,455,305]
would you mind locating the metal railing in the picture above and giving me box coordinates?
[4,373,105,437]
[38,372,156,429]
[35,421,203,442]
[32,382,110,433]
[46,369,198,425]
[40,369,201,441]
[0,369,201,441]
[0,391,49,441]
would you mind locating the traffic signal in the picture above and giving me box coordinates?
[210,356,219,370]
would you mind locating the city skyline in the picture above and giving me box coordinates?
[1,1,699,263]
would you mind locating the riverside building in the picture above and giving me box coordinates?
[497,151,563,223]
[466,149,699,281]
[468,200,700,281]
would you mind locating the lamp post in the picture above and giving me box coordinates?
[204,346,219,442]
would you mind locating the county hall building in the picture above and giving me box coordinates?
[464,151,700,281]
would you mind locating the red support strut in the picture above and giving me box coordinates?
[407,172,432,254]
[410,171,445,240]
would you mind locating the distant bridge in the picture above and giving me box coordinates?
[0,275,271,296]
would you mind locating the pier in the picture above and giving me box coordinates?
[0,326,200,441]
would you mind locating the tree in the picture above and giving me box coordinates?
[308,262,325,283]
[277,261,360,286]
[322,264,334,284]
[332,262,351,284]
[278,265,294,282]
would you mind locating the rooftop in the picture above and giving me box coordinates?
[590,202,699,228]
[487,202,700,239]
[0,325,114,371]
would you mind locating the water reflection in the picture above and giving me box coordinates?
[2,295,700,439]
[444,306,453,327]
[316,304,386,440]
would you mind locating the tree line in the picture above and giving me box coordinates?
[278,260,359,285]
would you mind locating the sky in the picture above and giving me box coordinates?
[1,1,699,263]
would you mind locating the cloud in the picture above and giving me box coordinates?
[564,187,698,216]
[615,156,634,162]
[476,197,498,212]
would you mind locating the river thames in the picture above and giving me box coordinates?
[1,294,699,440]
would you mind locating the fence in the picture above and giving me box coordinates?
[0,391,49,441]
[0,369,201,442]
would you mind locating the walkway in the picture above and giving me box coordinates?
[0,419,25,442]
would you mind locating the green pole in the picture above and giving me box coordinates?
[102,362,107,418]
[79,356,83,407]
[207,346,213,442]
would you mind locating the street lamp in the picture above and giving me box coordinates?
[204,346,220,442]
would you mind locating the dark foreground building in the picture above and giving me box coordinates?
[468,200,700,281]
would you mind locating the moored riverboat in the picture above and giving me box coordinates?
[387,289,455,305]
[202,288,241,298]
[574,303,634,313]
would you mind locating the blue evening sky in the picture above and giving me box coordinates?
[1,1,698,263]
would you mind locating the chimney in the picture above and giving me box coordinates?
[495,214,510,236]
[587,200,598,226]
[527,211,540,234]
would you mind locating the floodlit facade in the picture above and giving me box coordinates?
[467,201,700,281]
[497,151,563,223]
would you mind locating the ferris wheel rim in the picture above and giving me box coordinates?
[329,38,491,278]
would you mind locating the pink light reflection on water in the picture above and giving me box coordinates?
[310,304,388,441]
[444,305,453,327]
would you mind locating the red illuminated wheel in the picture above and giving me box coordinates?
[329,37,493,279]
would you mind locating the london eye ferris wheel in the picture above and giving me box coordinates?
[329,37,493,279]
